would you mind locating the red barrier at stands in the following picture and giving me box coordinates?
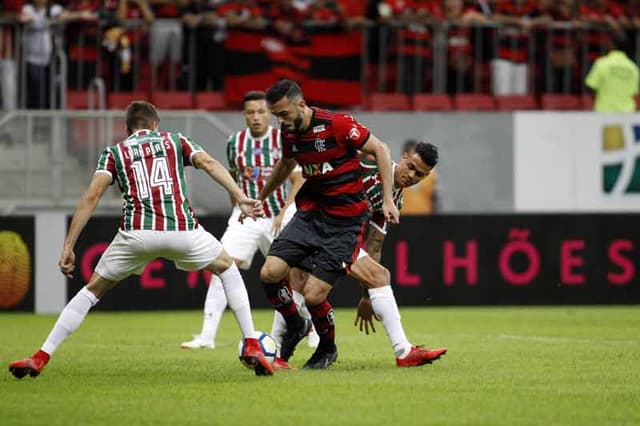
[413,94,453,111]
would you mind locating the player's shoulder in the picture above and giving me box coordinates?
[359,157,378,169]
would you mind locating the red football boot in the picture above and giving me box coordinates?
[9,350,50,379]
[396,346,447,367]
[272,357,294,371]
[242,338,274,376]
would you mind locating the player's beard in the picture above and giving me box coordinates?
[293,111,304,133]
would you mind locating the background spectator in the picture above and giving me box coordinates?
[0,0,25,111]
[20,0,64,109]
[585,34,639,112]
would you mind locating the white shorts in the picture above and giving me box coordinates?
[221,206,275,270]
[95,226,223,282]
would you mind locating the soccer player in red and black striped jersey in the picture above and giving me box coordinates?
[257,79,399,369]
[9,101,275,378]
[271,142,447,369]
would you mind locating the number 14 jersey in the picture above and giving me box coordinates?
[96,129,202,231]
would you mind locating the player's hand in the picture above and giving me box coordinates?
[272,210,286,236]
[383,198,400,224]
[237,198,264,222]
[354,297,380,335]
[59,248,76,278]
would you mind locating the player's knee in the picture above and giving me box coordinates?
[370,265,390,288]
[260,260,286,283]
[304,284,328,306]
[208,250,234,275]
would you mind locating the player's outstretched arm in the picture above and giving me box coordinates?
[360,135,399,224]
[272,168,304,235]
[259,157,297,202]
[193,151,246,204]
[60,173,112,278]
[353,226,386,333]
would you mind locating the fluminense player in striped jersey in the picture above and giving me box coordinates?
[181,90,319,350]
[351,142,447,367]
[275,141,448,369]
[9,101,275,378]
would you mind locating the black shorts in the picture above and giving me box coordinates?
[269,210,366,285]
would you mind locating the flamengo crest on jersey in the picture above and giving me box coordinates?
[226,126,287,218]
[282,108,370,218]
[360,159,403,233]
[95,130,202,231]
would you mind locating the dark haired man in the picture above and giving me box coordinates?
[274,141,447,369]
[180,90,319,351]
[258,80,444,369]
[9,101,274,378]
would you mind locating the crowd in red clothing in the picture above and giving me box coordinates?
[0,0,638,109]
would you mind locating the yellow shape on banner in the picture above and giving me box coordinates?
[0,231,31,308]
[602,125,624,151]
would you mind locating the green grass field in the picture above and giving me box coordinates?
[2,307,639,425]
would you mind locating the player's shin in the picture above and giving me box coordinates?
[368,286,412,358]
[41,286,99,356]
[201,274,227,344]
[218,263,255,337]
[307,299,336,351]
[262,281,302,328]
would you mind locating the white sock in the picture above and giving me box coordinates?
[270,311,286,351]
[200,274,227,344]
[218,263,254,338]
[369,286,412,358]
[41,287,99,355]
[292,290,311,319]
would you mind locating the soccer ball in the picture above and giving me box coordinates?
[238,331,278,367]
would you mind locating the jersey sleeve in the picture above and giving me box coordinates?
[95,147,116,184]
[332,113,371,150]
[226,134,237,173]
[179,133,204,166]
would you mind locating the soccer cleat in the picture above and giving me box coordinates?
[280,317,312,361]
[272,357,294,371]
[307,327,320,348]
[9,356,47,379]
[303,346,338,370]
[396,346,447,367]
[242,337,274,376]
[180,334,215,349]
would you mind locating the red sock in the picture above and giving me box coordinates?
[33,349,50,363]
[308,299,336,351]
[263,281,299,321]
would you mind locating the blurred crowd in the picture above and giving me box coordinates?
[1,0,640,109]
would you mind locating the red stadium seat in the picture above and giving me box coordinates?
[581,95,594,110]
[151,91,194,109]
[495,95,539,111]
[540,94,582,110]
[66,90,89,110]
[107,92,148,110]
[413,94,453,111]
[195,92,226,111]
[453,93,496,111]
[367,93,411,111]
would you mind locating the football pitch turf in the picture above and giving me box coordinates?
[2,307,639,425]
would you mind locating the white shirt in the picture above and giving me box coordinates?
[21,4,63,66]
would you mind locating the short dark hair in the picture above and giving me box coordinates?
[414,141,438,168]
[243,90,266,104]
[126,101,159,133]
[402,139,418,154]
[611,33,628,52]
[266,79,303,106]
